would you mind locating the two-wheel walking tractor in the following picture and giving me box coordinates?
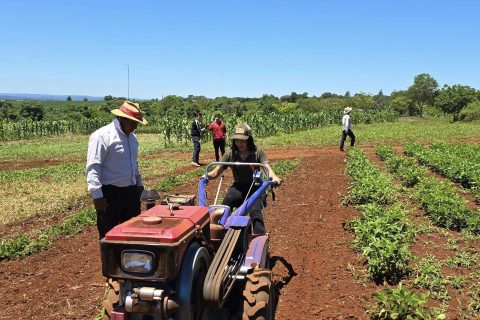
[100,162,277,320]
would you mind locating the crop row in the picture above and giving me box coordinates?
[404,142,480,201]
[375,144,480,234]
[345,148,413,284]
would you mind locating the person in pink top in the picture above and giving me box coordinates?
[208,114,227,161]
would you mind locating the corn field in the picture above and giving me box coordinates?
[0,108,398,142]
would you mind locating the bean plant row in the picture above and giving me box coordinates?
[405,142,480,201]
[345,148,413,284]
[376,143,480,234]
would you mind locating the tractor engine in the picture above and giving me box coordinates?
[100,202,211,318]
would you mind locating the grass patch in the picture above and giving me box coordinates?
[155,167,204,192]
[0,208,96,260]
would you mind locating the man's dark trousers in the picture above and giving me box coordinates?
[213,139,226,162]
[339,129,356,149]
[96,185,141,239]
[192,136,201,164]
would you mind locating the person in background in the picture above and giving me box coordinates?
[191,111,206,166]
[207,113,227,162]
[204,124,282,236]
[86,100,147,239]
[339,107,355,151]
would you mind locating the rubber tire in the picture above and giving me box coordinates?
[242,269,274,320]
[175,242,211,320]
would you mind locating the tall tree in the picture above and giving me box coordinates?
[20,101,44,121]
[407,73,438,115]
[434,84,478,121]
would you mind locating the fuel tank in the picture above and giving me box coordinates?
[100,204,210,281]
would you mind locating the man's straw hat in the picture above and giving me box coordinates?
[111,101,148,125]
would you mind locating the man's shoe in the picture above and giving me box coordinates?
[340,148,345,151]
[191,162,201,167]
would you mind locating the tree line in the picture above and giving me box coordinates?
[1,73,479,123]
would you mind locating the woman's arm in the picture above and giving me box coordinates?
[265,163,282,185]
[205,165,227,180]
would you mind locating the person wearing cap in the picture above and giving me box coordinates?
[191,111,206,167]
[86,100,148,239]
[339,107,355,151]
[204,123,282,235]
[207,113,227,162]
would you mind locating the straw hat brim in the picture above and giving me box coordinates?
[111,109,148,125]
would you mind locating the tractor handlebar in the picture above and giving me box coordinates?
[203,162,270,181]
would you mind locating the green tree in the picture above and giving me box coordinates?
[346,93,375,110]
[407,73,438,115]
[459,100,480,122]
[257,94,278,114]
[0,100,18,120]
[20,101,44,121]
[104,95,113,101]
[289,92,298,103]
[160,95,184,116]
[434,85,478,121]
[391,91,413,116]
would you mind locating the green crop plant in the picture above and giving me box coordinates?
[412,255,449,301]
[368,283,440,320]
[345,149,397,206]
[351,203,413,284]
[445,250,478,268]
[446,275,466,290]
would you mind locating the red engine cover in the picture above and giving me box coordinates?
[104,205,210,243]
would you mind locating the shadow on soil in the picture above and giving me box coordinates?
[270,255,297,316]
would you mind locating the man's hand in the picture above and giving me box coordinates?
[93,197,108,212]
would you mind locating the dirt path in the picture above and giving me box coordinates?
[267,149,377,319]
[0,148,377,319]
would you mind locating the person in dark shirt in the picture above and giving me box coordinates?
[205,124,282,235]
[190,112,205,166]
[207,113,227,161]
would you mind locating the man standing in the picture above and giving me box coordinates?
[339,107,356,151]
[191,111,205,166]
[86,100,147,239]
[207,113,227,161]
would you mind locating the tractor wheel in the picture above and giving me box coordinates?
[102,279,120,319]
[242,269,274,320]
[175,242,210,320]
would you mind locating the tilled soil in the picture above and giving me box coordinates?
[0,147,377,320]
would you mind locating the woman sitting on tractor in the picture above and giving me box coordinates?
[204,123,282,236]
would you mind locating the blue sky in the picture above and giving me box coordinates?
[1,0,479,99]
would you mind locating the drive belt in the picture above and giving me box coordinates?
[203,227,243,306]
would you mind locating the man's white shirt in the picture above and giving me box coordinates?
[86,118,143,199]
[342,114,352,131]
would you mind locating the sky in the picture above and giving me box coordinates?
[1,0,479,99]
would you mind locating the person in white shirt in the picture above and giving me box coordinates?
[86,100,148,239]
[339,107,355,151]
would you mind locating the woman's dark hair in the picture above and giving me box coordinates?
[231,136,256,158]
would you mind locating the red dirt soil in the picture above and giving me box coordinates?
[0,148,379,319]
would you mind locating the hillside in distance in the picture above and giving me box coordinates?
[0,93,104,101]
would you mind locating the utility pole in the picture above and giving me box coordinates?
[127,64,130,100]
